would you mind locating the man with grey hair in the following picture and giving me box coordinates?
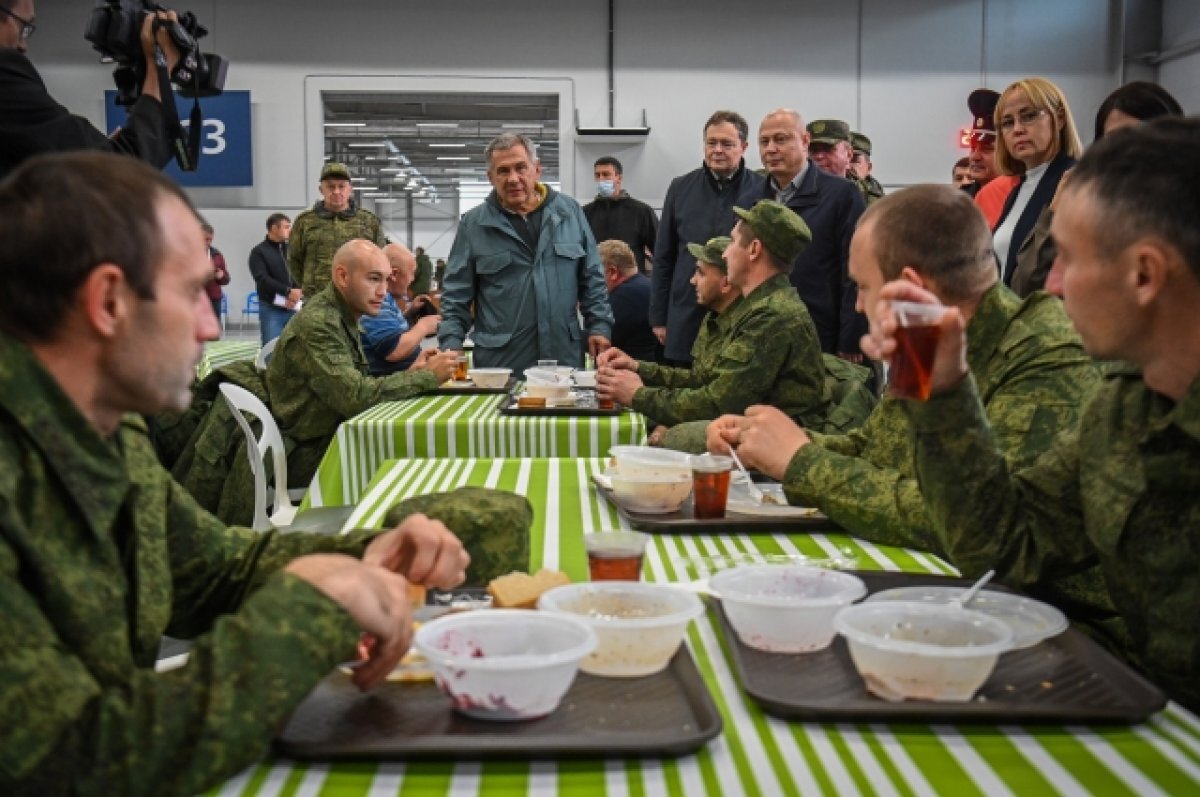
[439,133,613,372]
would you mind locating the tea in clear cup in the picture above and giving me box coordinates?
[689,454,733,519]
[454,354,469,381]
[889,301,946,401]
[585,531,649,581]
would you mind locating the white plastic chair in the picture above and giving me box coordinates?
[254,337,278,371]
[219,383,297,531]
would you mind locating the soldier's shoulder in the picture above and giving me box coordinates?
[356,207,383,223]
[1007,292,1084,346]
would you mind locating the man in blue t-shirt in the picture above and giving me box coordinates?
[360,243,442,375]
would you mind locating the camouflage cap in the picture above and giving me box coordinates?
[807,119,852,146]
[733,199,813,265]
[320,161,352,181]
[849,131,872,156]
[968,89,1000,140]
[686,236,733,271]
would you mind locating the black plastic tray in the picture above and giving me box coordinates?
[497,392,622,417]
[718,570,1166,724]
[427,377,517,396]
[595,480,841,534]
[275,647,722,760]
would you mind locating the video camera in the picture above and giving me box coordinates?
[84,0,228,108]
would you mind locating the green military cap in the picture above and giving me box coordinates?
[850,131,872,156]
[733,200,813,265]
[807,119,852,146]
[686,236,733,271]
[320,161,352,181]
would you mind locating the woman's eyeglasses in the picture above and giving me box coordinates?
[999,108,1049,132]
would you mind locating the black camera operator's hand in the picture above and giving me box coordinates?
[138,9,182,103]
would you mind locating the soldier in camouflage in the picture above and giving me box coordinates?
[0,152,475,794]
[267,240,457,490]
[287,161,387,299]
[862,120,1200,712]
[708,185,1115,641]
[598,201,837,436]
[848,131,885,205]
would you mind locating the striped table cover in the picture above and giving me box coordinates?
[197,339,260,379]
[304,397,646,508]
[213,458,1200,797]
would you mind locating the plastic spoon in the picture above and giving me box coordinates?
[956,569,996,609]
[727,447,766,503]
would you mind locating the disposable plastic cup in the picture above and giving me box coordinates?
[689,454,733,519]
[889,301,947,400]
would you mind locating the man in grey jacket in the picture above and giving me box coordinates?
[439,133,612,373]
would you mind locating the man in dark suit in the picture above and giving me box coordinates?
[248,213,300,345]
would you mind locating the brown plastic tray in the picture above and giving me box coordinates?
[497,392,622,417]
[427,377,517,396]
[275,647,722,760]
[595,481,842,534]
[718,570,1166,724]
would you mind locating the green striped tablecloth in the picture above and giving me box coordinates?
[197,339,260,379]
[303,396,646,508]
[216,458,1200,797]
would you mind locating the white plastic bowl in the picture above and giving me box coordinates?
[538,582,704,677]
[833,601,1014,702]
[608,469,692,513]
[608,445,693,479]
[412,609,597,720]
[572,370,598,387]
[711,565,866,653]
[467,368,511,389]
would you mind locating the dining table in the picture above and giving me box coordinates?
[216,456,1200,797]
[302,394,646,508]
[197,338,260,379]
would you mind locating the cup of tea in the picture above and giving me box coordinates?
[454,354,470,381]
[688,454,733,519]
[585,531,649,581]
[889,301,947,401]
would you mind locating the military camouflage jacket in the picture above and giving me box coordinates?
[905,365,1200,713]
[287,200,386,299]
[0,332,371,795]
[789,285,1096,548]
[632,273,832,428]
[855,175,885,205]
[267,285,438,447]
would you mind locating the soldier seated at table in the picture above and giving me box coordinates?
[707,184,1119,645]
[596,201,875,453]
[0,152,479,794]
[360,243,443,375]
[267,240,458,489]
[860,119,1200,712]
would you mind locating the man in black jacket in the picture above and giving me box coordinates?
[583,156,658,274]
[248,213,299,345]
[0,0,181,180]
[651,110,765,365]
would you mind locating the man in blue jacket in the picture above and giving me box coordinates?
[439,133,612,373]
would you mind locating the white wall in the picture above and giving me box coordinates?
[1160,0,1200,112]
[36,0,1127,308]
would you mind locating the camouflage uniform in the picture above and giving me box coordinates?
[412,249,434,296]
[786,285,1120,638]
[0,331,373,794]
[266,285,438,489]
[384,487,534,584]
[905,363,1200,713]
[855,175,885,205]
[287,201,386,299]
[633,273,832,428]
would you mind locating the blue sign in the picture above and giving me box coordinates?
[105,89,253,187]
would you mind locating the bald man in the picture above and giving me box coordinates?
[360,243,444,375]
[267,240,456,488]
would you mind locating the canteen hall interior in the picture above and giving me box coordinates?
[35,0,1198,315]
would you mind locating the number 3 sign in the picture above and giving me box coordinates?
[105,90,253,186]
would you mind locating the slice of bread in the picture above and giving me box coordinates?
[487,568,571,609]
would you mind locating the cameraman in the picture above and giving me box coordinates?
[0,0,182,180]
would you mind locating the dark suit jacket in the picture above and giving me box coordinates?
[0,50,171,181]
[994,153,1075,286]
[248,238,295,303]
[739,165,867,355]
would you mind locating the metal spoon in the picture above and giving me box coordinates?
[727,447,766,503]
[956,569,996,609]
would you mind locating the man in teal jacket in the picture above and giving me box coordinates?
[438,133,613,372]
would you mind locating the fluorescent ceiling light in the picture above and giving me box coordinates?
[353,184,379,190]
[350,177,367,182]
[429,143,467,148]
[437,156,470,161]
[502,123,544,129]
[347,142,385,148]
[374,198,399,203]
[416,123,459,129]
[324,122,366,127]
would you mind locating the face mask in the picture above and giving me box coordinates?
[596,180,616,197]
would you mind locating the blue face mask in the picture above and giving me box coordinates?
[596,180,616,197]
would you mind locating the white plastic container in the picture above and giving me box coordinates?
[413,609,597,720]
[538,582,703,677]
[711,565,866,653]
[466,368,511,389]
[572,370,598,387]
[608,445,693,479]
[833,601,1014,702]
[608,469,692,513]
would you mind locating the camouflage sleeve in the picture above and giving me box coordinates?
[381,487,533,585]
[906,375,1095,586]
[287,216,307,289]
[300,315,437,417]
[805,426,869,458]
[372,216,387,248]
[636,360,697,389]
